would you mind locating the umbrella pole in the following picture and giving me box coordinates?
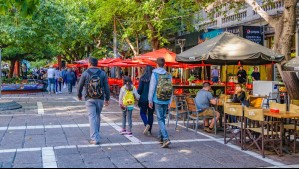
[226,65,228,95]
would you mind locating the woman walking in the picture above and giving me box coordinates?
[119,76,139,137]
[138,66,154,136]
[55,68,63,94]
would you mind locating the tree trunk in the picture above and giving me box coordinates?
[282,71,299,100]
[9,59,16,78]
[275,0,299,101]
[274,0,297,61]
[151,37,160,51]
[144,15,160,51]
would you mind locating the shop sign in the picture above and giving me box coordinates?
[226,26,242,36]
[243,26,264,45]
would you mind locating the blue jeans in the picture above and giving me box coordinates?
[55,79,62,92]
[67,82,73,93]
[155,103,169,141]
[140,102,154,132]
[48,78,55,93]
[212,77,219,83]
[85,99,104,142]
[122,110,133,132]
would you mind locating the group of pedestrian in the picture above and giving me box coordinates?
[46,66,77,94]
[77,57,173,148]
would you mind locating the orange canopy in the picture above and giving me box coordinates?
[108,62,136,68]
[136,48,177,63]
[123,59,156,67]
[98,58,123,67]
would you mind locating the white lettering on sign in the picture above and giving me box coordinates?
[246,29,260,34]
[230,108,236,112]
[249,111,255,116]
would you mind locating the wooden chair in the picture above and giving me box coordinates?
[284,104,299,153]
[224,103,244,148]
[269,102,287,112]
[244,107,282,158]
[186,98,217,135]
[168,96,188,130]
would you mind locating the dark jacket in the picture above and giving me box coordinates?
[138,80,150,104]
[232,91,249,107]
[64,71,76,83]
[237,70,247,83]
[77,68,110,101]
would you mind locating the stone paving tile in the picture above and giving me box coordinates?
[0,162,13,168]
[2,93,298,168]
[0,153,16,164]
[25,129,45,136]
[23,135,45,148]
[14,152,42,164]
[12,163,42,168]
[83,158,116,168]
[56,154,86,168]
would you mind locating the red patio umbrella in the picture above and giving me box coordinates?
[108,62,136,68]
[98,58,123,67]
[136,48,177,63]
[123,59,156,67]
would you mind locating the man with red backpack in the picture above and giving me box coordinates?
[78,57,110,145]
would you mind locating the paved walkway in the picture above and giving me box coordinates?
[0,89,298,168]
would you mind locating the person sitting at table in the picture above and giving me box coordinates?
[195,82,221,133]
[232,84,250,107]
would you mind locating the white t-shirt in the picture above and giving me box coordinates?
[47,68,55,79]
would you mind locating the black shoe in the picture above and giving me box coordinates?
[161,140,171,148]
[88,140,100,145]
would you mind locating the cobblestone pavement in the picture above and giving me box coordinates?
[0,89,299,168]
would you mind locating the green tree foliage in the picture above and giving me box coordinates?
[0,0,40,17]
[88,0,200,52]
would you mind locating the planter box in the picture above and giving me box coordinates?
[2,84,45,94]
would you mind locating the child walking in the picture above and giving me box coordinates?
[119,76,140,137]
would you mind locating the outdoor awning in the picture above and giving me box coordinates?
[284,57,299,71]
[136,48,177,63]
[176,32,284,65]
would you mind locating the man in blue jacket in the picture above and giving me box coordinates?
[148,58,172,148]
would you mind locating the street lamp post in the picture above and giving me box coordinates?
[177,39,186,83]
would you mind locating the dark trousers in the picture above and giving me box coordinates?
[139,102,154,132]
[67,82,73,93]
[56,79,62,92]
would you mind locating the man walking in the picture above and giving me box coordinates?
[64,68,76,94]
[149,58,173,148]
[47,65,56,94]
[78,57,110,145]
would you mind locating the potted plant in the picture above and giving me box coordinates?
[188,75,196,86]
